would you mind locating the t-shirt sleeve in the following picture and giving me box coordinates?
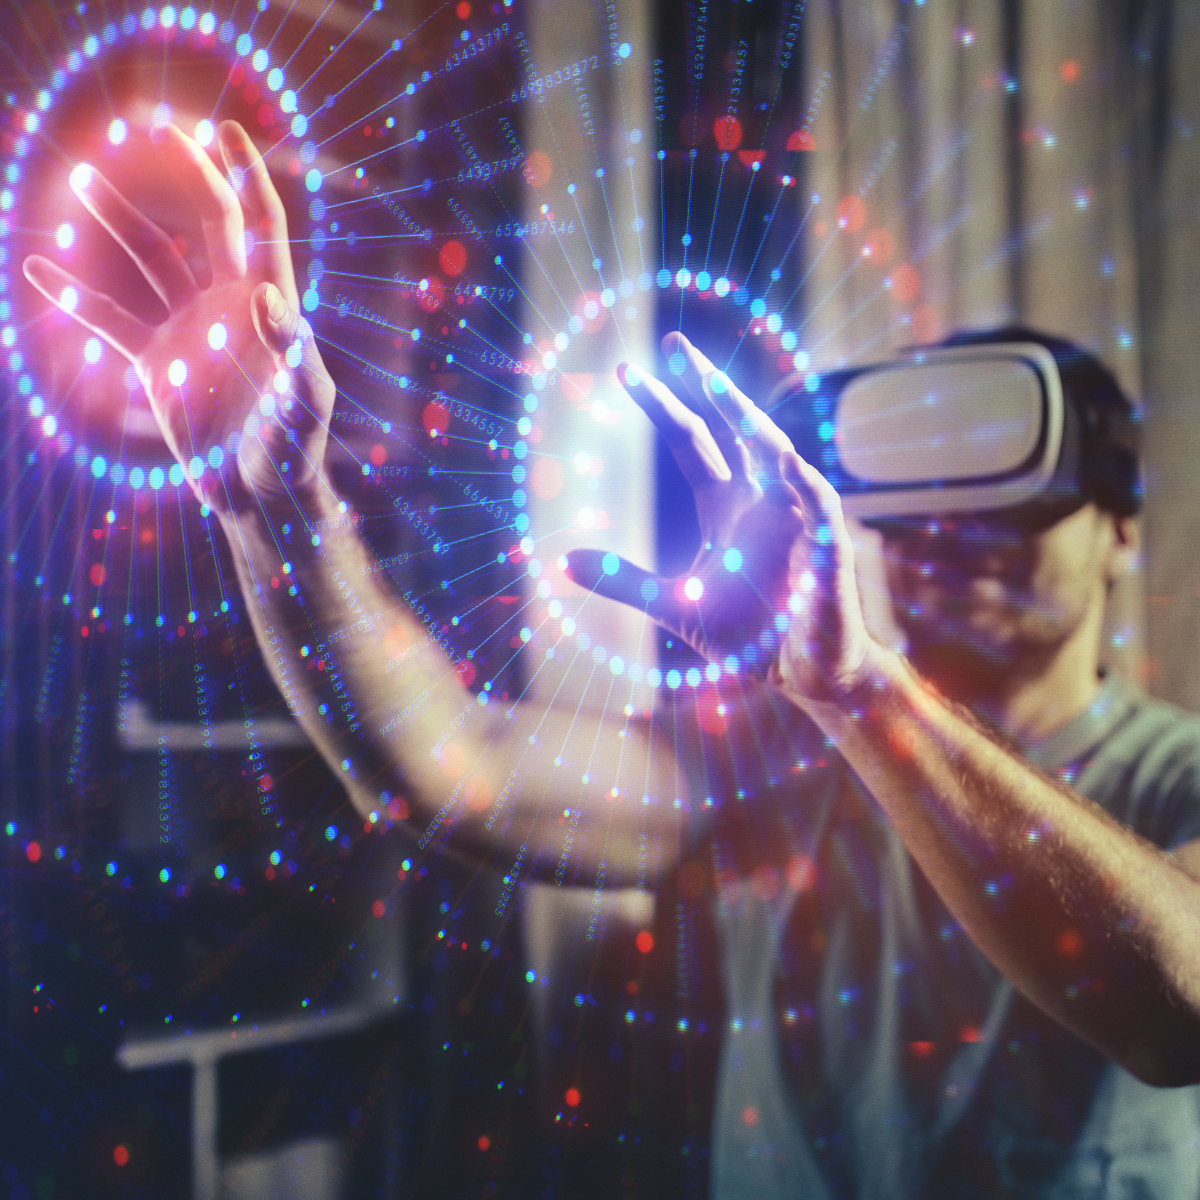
[1160,761,1200,850]
[1129,713,1200,850]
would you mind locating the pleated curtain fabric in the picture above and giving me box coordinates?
[795,0,1200,706]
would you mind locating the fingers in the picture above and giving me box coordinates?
[154,124,247,280]
[779,450,849,542]
[68,164,199,311]
[563,549,683,637]
[702,359,795,461]
[23,255,152,361]
[660,331,754,481]
[217,121,298,306]
[616,362,732,490]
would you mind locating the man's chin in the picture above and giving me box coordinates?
[898,610,1022,670]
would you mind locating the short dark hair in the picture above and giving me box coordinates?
[939,326,1143,517]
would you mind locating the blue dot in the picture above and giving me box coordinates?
[640,578,659,603]
[723,547,743,572]
[668,352,686,376]
[602,552,620,576]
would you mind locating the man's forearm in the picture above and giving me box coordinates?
[215,485,680,875]
[789,646,1200,1086]
[217,488,471,813]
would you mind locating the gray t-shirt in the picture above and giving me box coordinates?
[708,673,1200,1199]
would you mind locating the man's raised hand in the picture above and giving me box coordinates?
[22,120,334,514]
[566,332,880,705]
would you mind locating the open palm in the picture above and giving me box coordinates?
[567,333,875,702]
[22,121,334,513]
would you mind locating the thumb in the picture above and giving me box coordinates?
[564,549,682,633]
[252,281,301,356]
[249,281,332,430]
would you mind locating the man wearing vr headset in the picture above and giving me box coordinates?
[23,120,1200,1198]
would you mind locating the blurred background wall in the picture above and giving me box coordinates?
[2,1,1200,1198]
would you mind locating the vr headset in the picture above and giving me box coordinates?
[768,340,1141,528]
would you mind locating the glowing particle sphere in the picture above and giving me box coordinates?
[167,358,187,386]
[69,163,93,192]
[59,286,78,312]
[112,1145,130,1167]
[107,118,127,145]
[684,576,704,602]
[195,118,215,146]
[273,369,290,393]
[83,337,102,365]
[207,322,227,350]
[723,547,743,572]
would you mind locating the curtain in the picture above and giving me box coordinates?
[798,0,1198,706]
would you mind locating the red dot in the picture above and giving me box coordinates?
[564,1087,581,1108]
[958,1025,981,1044]
[523,150,553,189]
[363,124,372,137]
[113,1144,130,1167]
[89,563,106,586]
[713,115,743,151]
[836,194,867,233]
[1059,59,1080,83]
[635,930,654,954]
[890,263,921,305]
[79,626,89,638]
[909,1040,936,1058]
[422,401,450,436]
[787,129,816,151]
[477,1134,490,1151]
[786,854,815,892]
[439,240,467,277]
[265,866,275,880]
[369,443,387,466]
[24,841,41,863]
[741,1105,759,1127]
[371,899,386,918]
[1057,929,1083,958]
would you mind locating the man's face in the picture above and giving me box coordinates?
[878,503,1122,667]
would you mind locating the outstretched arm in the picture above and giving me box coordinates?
[570,337,1200,1087]
[25,120,681,877]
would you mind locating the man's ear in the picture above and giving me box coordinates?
[1105,513,1140,585]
